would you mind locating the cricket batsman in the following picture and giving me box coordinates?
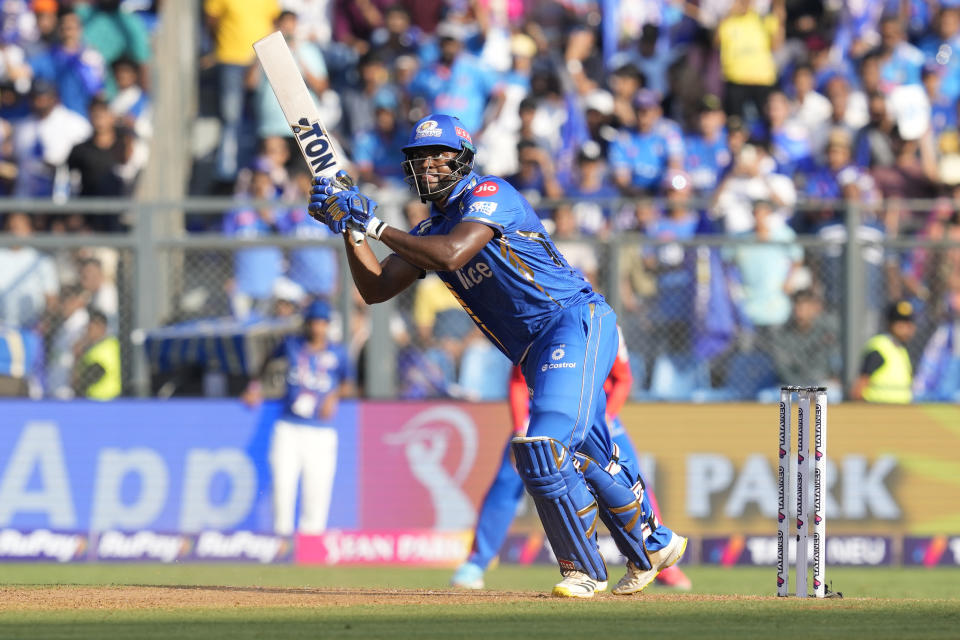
[309,113,686,598]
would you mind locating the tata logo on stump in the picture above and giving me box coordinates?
[294,118,336,174]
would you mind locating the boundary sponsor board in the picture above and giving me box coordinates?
[903,536,960,566]
[296,530,471,565]
[700,535,893,566]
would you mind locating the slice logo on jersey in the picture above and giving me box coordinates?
[467,201,498,216]
[472,181,499,196]
[455,126,472,143]
[455,261,494,290]
[551,347,565,361]
[415,119,442,139]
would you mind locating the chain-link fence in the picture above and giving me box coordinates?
[3,198,960,402]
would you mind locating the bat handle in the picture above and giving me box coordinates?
[347,228,365,245]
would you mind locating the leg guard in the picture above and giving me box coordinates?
[577,449,654,571]
[511,436,607,581]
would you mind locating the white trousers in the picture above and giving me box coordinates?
[269,419,338,535]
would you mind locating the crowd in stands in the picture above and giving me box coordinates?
[0,0,155,397]
[3,0,960,402]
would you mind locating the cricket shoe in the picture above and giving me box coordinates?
[612,533,688,595]
[450,562,484,590]
[551,571,608,598]
[655,564,692,591]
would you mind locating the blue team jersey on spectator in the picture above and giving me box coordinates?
[281,208,338,297]
[608,129,670,190]
[646,214,700,321]
[410,172,600,364]
[0,327,41,381]
[409,55,501,133]
[919,35,960,102]
[930,95,958,136]
[804,165,845,200]
[30,47,105,118]
[274,335,350,424]
[352,126,408,181]
[223,207,285,299]
[880,43,924,88]
[684,132,730,193]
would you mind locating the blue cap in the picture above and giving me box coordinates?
[401,114,475,154]
[304,299,331,321]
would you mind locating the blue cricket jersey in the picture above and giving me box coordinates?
[408,172,601,364]
[273,335,351,424]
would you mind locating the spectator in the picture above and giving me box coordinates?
[411,272,461,345]
[914,279,960,402]
[282,171,338,300]
[281,0,334,48]
[760,90,814,177]
[408,21,502,134]
[0,324,41,398]
[922,62,955,141]
[608,63,643,130]
[505,139,562,207]
[458,327,511,401]
[332,0,392,54]
[269,277,305,318]
[812,74,868,157]
[802,129,857,229]
[792,63,832,138]
[850,299,916,403]
[684,93,729,195]
[204,0,280,183]
[582,88,617,158]
[712,143,797,233]
[351,96,408,188]
[725,199,805,331]
[339,49,396,139]
[609,89,671,195]
[72,308,121,400]
[768,289,841,393]
[0,212,59,330]
[222,160,286,318]
[643,171,700,356]
[877,14,924,89]
[918,5,960,105]
[109,55,151,138]
[474,33,537,177]
[78,256,118,330]
[369,4,419,65]
[552,204,599,286]
[67,97,144,210]
[853,91,897,169]
[12,79,91,197]
[29,9,105,118]
[75,0,151,99]
[47,283,89,398]
[0,13,33,95]
[716,0,784,123]
[566,140,618,236]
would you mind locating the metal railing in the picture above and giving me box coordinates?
[2,195,958,401]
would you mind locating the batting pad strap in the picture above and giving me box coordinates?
[511,436,607,581]
[577,454,653,571]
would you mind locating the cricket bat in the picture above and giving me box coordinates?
[253,31,364,245]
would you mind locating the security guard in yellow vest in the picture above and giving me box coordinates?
[73,309,121,400]
[851,300,916,403]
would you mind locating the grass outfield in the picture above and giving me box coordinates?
[0,565,957,639]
